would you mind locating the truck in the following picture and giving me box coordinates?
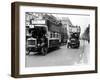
[67,25,81,48]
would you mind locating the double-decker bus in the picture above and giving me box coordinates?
[26,19,61,55]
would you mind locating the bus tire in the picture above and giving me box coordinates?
[77,42,80,48]
[27,51,30,55]
[41,47,48,56]
[67,43,70,48]
[75,43,79,48]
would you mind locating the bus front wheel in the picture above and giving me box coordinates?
[67,43,70,48]
[41,47,48,56]
[27,50,30,55]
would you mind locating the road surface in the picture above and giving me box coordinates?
[25,40,90,67]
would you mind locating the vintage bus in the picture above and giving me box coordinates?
[67,25,81,48]
[26,19,62,55]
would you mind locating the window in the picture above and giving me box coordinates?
[57,33,59,38]
[50,32,53,38]
[55,33,57,38]
[53,32,55,38]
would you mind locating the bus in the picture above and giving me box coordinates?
[67,25,81,48]
[26,19,61,55]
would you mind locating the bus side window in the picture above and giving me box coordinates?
[52,32,53,38]
[58,33,60,38]
[53,32,55,38]
[55,32,56,38]
[57,33,58,38]
[50,32,52,38]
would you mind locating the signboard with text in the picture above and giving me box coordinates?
[31,19,46,25]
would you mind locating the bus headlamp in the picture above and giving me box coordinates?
[37,44,40,46]
[68,39,70,42]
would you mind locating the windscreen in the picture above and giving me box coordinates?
[32,26,47,38]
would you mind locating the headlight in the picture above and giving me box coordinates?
[37,44,40,46]
[68,39,70,42]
